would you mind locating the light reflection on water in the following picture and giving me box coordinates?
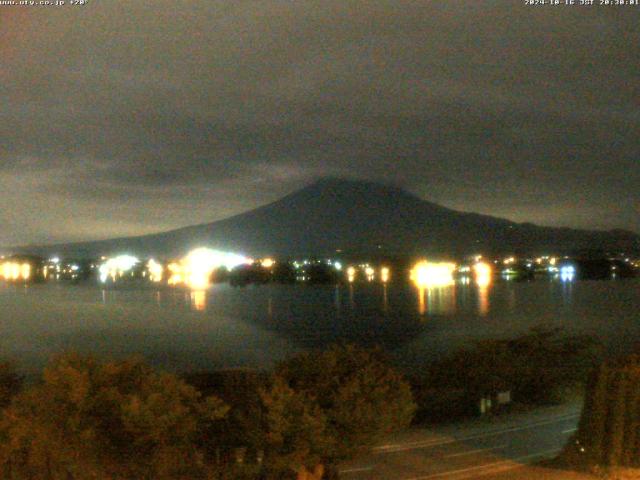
[0,278,638,374]
[418,287,425,315]
[43,279,557,320]
[427,286,457,316]
[413,283,486,317]
[190,290,206,311]
[478,284,490,316]
[382,284,389,313]
[37,279,561,321]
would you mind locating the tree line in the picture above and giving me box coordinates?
[412,327,601,422]
[0,346,414,480]
[0,329,601,479]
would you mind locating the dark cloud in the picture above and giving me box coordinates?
[0,0,638,246]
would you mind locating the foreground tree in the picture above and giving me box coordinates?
[568,355,640,469]
[186,368,269,477]
[0,353,228,479]
[268,345,416,477]
[259,376,330,479]
[0,347,415,479]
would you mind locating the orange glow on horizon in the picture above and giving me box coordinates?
[190,290,207,311]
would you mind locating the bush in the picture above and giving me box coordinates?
[416,328,601,422]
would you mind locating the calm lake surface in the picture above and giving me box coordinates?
[1,278,639,374]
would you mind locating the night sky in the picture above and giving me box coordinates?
[1,1,638,246]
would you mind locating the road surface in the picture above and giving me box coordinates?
[339,402,586,480]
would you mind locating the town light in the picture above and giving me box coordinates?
[0,261,32,281]
[260,258,275,268]
[347,266,356,283]
[560,265,576,282]
[365,266,375,281]
[410,261,456,288]
[473,261,492,287]
[168,248,252,289]
[381,267,390,283]
[98,255,139,283]
[147,259,164,282]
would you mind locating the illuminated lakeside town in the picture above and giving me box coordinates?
[2,247,638,290]
[1,247,636,322]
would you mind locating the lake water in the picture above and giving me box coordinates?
[1,278,638,374]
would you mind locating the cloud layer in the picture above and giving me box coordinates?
[1,1,638,245]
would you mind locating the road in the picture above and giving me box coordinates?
[339,402,585,480]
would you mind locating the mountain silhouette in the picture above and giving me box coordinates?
[9,178,639,258]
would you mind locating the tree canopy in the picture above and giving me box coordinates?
[271,344,416,470]
[0,345,416,479]
[0,353,228,480]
